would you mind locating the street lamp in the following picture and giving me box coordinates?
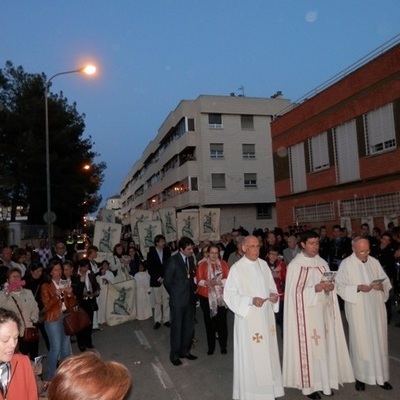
[44,65,96,249]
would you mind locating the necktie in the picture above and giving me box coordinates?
[185,257,190,279]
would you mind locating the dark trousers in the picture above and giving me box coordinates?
[169,302,195,361]
[199,295,228,352]
[18,336,39,361]
[76,299,94,348]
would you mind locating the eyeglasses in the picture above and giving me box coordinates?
[357,250,370,254]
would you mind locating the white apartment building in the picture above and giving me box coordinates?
[120,95,290,233]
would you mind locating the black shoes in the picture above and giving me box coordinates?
[355,380,365,391]
[181,353,198,360]
[207,350,214,355]
[171,359,182,366]
[306,392,321,400]
[221,348,227,355]
[153,322,161,330]
[379,382,393,390]
[164,322,171,327]
[78,346,86,352]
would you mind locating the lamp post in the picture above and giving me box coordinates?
[44,65,96,249]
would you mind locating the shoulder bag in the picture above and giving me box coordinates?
[63,306,91,336]
[11,295,40,342]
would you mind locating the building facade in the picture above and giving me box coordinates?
[120,95,290,233]
[271,39,400,234]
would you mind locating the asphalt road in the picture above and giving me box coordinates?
[59,304,400,400]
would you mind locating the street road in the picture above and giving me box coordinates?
[74,305,400,400]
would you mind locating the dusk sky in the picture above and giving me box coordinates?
[2,1,400,210]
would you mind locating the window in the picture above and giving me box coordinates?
[187,118,195,131]
[210,143,224,159]
[364,103,396,155]
[241,115,254,130]
[257,204,272,219]
[211,173,226,189]
[189,176,198,191]
[333,119,360,183]
[242,144,255,159]
[208,113,222,128]
[244,173,257,188]
[309,131,329,171]
[289,142,307,193]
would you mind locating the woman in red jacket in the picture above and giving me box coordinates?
[0,308,37,400]
[196,244,229,355]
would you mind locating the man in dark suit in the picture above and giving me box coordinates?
[164,236,198,366]
[147,234,171,329]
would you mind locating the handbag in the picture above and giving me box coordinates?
[24,326,40,342]
[11,296,40,342]
[63,307,91,336]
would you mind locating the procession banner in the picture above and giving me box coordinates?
[98,209,115,223]
[105,280,137,326]
[199,208,220,241]
[130,210,153,243]
[137,220,162,257]
[93,221,121,254]
[158,207,178,243]
[177,210,199,243]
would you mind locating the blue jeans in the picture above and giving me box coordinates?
[44,313,72,380]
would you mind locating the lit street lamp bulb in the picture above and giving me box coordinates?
[82,65,96,75]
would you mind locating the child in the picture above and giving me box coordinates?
[96,260,115,324]
[134,263,152,320]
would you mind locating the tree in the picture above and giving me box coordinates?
[0,61,105,228]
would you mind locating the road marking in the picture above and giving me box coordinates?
[152,357,175,389]
[134,329,152,349]
[389,355,400,363]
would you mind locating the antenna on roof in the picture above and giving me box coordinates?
[238,85,245,97]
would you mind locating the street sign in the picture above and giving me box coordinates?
[43,211,57,224]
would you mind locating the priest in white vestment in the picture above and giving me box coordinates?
[336,237,393,391]
[224,235,284,400]
[283,231,354,400]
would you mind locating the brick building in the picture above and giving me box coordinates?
[271,38,400,235]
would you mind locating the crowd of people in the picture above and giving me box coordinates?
[0,220,398,399]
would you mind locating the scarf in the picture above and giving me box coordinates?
[206,259,225,317]
[0,361,10,398]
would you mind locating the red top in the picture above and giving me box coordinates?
[196,259,229,298]
[2,353,38,400]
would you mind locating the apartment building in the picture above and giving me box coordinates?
[271,38,400,234]
[120,95,291,233]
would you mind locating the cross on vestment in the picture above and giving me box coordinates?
[311,328,321,345]
[252,332,263,343]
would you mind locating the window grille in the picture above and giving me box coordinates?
[294,202,335,223]
[339,192,400,217]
